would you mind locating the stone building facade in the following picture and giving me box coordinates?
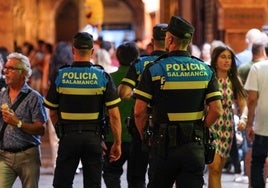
[0,0,268,53]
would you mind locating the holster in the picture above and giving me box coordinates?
[55,122,64,139]
[142,115,153,152]
[125,116,140,140]
[157,124,168,158]
[203,126,216,164]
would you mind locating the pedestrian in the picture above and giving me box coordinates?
[102,41,140,187]
[236,28,262,67]
[0,52,48,188]
[244,54,268,188]
[208,45,248,188]
[44,32,122,188]
[119,23,168,187]
[134,16,223,188]
[237,42,268,185]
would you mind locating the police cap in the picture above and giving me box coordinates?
[164,16,194,39]
[73,32,93,49]
[153,23,168,40]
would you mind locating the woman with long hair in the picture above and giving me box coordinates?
[208,45,248,188]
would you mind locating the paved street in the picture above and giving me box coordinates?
[12,165,259,188]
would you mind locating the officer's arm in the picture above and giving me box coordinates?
[134,99,148,139]
[204,100,223,127]
[108,106,122,145]
[118,84,133,99]
[107,106,122,162]
[49,109,59,125]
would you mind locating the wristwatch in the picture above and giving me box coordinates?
[17,120,22,128]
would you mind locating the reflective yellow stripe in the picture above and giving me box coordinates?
[57,87,105,95]
[61,112,99,120]
[167,111,204,121]
[162,81,209,90]
[137,75,141,82]
[206,91,222,99]
[134,89,152,100]
[44,99,59,108]
[121,78,136,87]
[152,76,161,81]
[106,98,121,107]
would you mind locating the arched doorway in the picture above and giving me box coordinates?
[55,1,79,42]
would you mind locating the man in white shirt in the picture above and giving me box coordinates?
[244,59,268,188]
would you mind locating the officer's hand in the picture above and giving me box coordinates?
[109,143,121,162]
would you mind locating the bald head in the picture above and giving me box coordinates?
[246,28,262,46]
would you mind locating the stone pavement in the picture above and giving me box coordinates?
[13,165,259,188]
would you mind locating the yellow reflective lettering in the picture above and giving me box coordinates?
[166,64,172,71]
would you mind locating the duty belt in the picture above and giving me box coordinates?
[61,124,99,133]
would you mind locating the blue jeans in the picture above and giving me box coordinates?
[251,134,268,188]
[0,146,41,188]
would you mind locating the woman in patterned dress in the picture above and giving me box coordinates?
[208,45,248,188]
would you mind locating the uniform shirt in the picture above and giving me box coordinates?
[121,51,167,89]
[134,50,222,124]
[0,83,47,149]
[244,60,268,136]
[44,61,121,124]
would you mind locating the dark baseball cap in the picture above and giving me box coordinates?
[153,23,168,40]
[164,16,194,39]
[73,32,93,49]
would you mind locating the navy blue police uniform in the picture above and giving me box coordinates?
[120,50,167,187]
[44,61,121,187]
[134,49,222,188]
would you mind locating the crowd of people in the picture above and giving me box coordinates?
[0,15,268,188]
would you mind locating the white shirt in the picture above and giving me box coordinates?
[244,60,268,136]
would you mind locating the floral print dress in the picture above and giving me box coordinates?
[210,77,234,158]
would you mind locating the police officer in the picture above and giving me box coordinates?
[134,16,223,188]
[44,32,122,188]
[102,42,140,188]
[118,23,168,188]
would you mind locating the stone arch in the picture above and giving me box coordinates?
[55,0,79,43]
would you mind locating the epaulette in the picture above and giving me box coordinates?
[59,64,71,69]
[191,55,204,62]
[130,57,141,66]
[93,64,105,70]
[152,53,169,64]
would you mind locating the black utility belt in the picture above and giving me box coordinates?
[1,144,36,153]
[61,124,99,133]
[156,123,203,147]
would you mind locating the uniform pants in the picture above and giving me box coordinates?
[148,142,205,188]
[0,146,41,188]
[103,142,130,188]
[53,131,102,188]
[103,139,148,188]
[127,138,148,188]
[251,134,268,188]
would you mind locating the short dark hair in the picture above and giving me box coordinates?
[116,42,139,66]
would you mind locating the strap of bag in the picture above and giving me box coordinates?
[0,90,32,141]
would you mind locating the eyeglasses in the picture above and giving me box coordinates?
[3,66,23,72]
